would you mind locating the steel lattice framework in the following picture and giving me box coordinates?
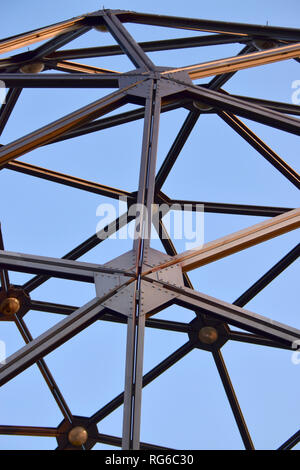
[0,9,299,450]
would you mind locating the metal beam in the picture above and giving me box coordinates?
[145,279,300,346]
[233,243,300,308]
[0,298,108,386]
[122,81,161,450]
[278,429,300,450]
[155,110,200,191]
[46,60,119,75]
[0,73,120,88]
[142,208,300,273]
[5,160,133,200]
[96,432,173,450]
[0,15,86,55]
[0,85,134,168]
[89,341,193,424]
[218,111,300,189]
[22,212,134,293]
[0,249,133,282]
[103,12,155,71]
[213,350,254,449]
[154,44,255,192]
[0,26,91,72]
[0,425,58,437]
[163,42,300,80]
[45,33,248,60]
[0,88,22,136]
[160,194,293,218]
[119,11,300,42]
[183,84,300,136]
[229,331,293,350]
[230,94,300,117]
[15,315,73,423]
[29,300,191,333]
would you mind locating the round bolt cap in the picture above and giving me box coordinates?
[20,62,44,74]
[94,24,108,32]
[198,326,218,344]
[193,100,213,111]
[0,297,20,316]
[68,426,88,447]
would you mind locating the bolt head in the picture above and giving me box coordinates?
[198,326,218,344]
[68,426,88,447]
[0,297,20,316]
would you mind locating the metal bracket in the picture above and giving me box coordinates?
[140,247,184,316]
[94,250,136,317]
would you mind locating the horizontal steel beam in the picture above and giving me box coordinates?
[0,249,133,282]
[119,11,300,41]
[45,33,248,60]
[0,425,59,437]
[29,299,191,333]
[0,73,120,88]
[158,193,292,217]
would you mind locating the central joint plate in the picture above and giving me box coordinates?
[119,68,192,98]
[94,248,185,318]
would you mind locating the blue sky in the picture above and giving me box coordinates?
[0,0,299,450]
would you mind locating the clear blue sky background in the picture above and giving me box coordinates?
[0,0,299,450]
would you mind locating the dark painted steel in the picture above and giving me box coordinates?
[219,111,300,188]
[234,244,300,308]
[0,224,9,292]
[277,429,300,450]
[29,300,191,332]
[0,73,120,88]
[184,84,300,136]
[0,249,133,282]
[0,88,22,136]
[213,350,254,449]
[229,331,293,350]
[15,315,73,423]
[119,11,300,41]
[46,33,248,60]
[103,12,155,71]
[5,160,133,200]
[160,194,292,218]
[23,213,134,293]
[0,298,109,387]
[89,341,193,425]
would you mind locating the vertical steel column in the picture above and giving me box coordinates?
[122,80,161,450]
